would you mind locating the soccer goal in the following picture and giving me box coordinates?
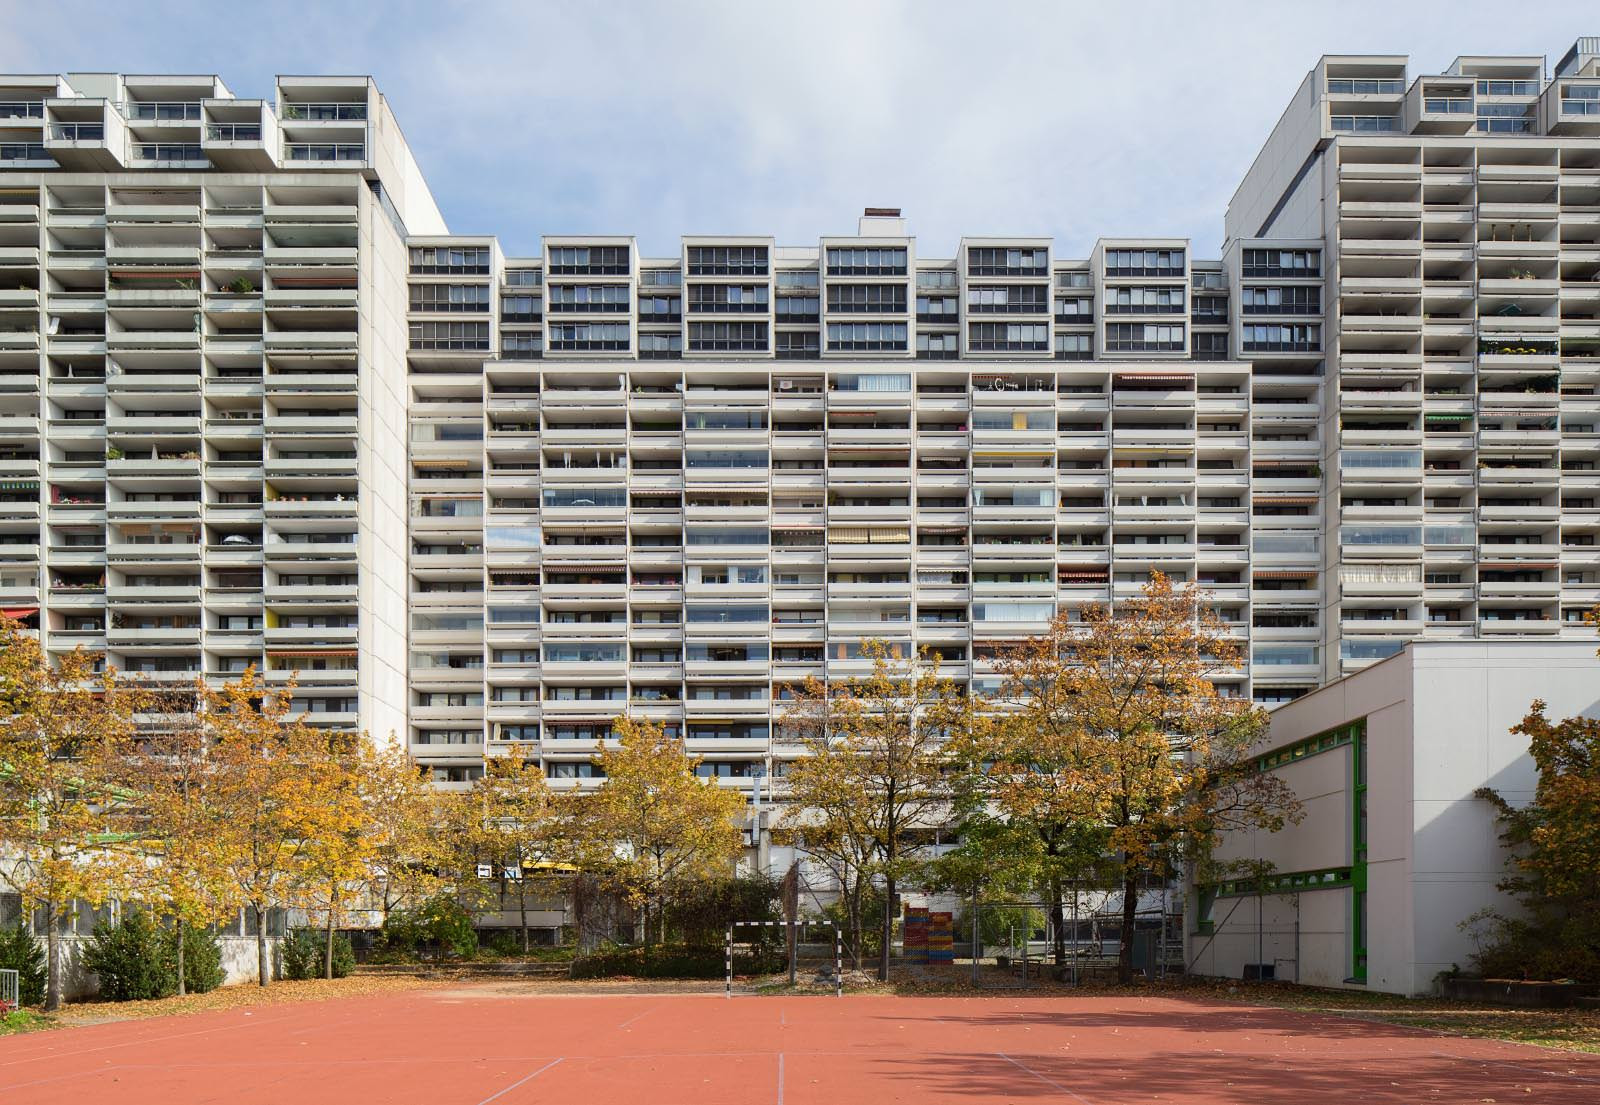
[725,920,842,997]
[0,968,18,1013]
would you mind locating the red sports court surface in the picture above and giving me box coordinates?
[1,988,1596,1104]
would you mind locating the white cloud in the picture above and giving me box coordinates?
[9,0,1600,258]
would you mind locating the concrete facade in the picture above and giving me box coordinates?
[2,40,1600,802]
[1192,639,1600,995]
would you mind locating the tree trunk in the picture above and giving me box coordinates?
[324,900,336,981]
[519,887,529,955]
[846,886,863,970]
[176,916,187,997]
[878,875,894,982]
[43,902,61,1012]
[1049,877,1066,967]
[254,903,270,987]
[1118,876,1139,984]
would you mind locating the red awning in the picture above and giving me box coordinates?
[0,606,38,619]
[1252,571,1316,580]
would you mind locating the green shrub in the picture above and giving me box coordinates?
[666,875,781,949]
[163,922,225,994]
[379,895,477,960]
[281,926,356,980]
[82,910,172,1001]
[0,924,46,1006]
[570,944,782,980]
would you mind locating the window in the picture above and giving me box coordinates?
[1054,296,1093,320]
[827,322,907,352]
[544,643,624,663]
[409,247,489,274]
[547,245,629,275]
[917,331,959,359]
[775,330,820,359]
[638,332,682,358]
[686,245,767,276]
[1326,78,1403,94]
[832,373,910,392]
[409,283,490,311]
[547,284,629,312]
[1054,333,1093,360]
[967,285,1049,313]
[828,284,908,313]
[826,247,907,276]
[408,321,489,350]
[504,269,542,286]
[688,322,767,352]
[1241,323,1320,352]
[687,284,769,312]
[972,601,1055,623]
[1192,331,1228,361]
[542,488,627,508]
[1104,323,1184,352]
[1105,286,1184,313]
[685,450,767,469]
[968,323,1048,351]
[776,295,820,322]
[501,294,540,321]
[501,332,543,359]
[1104,248,1184,276]
[1241,249,1320,278]
[1241,286,1321,314]
[1341,525,1421,546]
[685,526,767,545]
[916,269,958,289]
[548,323,629,351]
[967,247,1047,276]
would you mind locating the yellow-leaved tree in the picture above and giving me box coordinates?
[114,683,238,997]
[577,717,744,945]
[778,641,967,980]
[0,616,146,1009]
[467,755,563,953]
[352,738,443,932]
[1017,573,1300,982]
[197,669,350,986]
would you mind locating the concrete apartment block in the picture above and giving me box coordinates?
[1,37,1598,802]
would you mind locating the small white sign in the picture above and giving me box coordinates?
[475,863,493,879]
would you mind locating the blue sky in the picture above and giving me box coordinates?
[5,1,1597,259]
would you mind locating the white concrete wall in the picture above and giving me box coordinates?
[356,178,414,747]
[1198,641,1600,995]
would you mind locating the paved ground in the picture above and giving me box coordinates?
[2,986,1598,1103]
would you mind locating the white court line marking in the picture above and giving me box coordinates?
[617,1006,658,1029]
[777,1052,785,1105]
[477,1057,565,1105]
[996,1052,1096,1104]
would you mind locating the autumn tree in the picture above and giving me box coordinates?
[290,730,368,981]
[352,738,442,928]
[576,717,743,945]
[778,641,967,981]
[1011,573,1299,982]
[198,669,346,986]
[0,616,146,1010]
[466,755,562,953]
[945,692,1115,968]
[1469,702,1600,982]
[113,687,237,997]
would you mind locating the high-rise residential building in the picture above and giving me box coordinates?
[2,37,1598,793]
